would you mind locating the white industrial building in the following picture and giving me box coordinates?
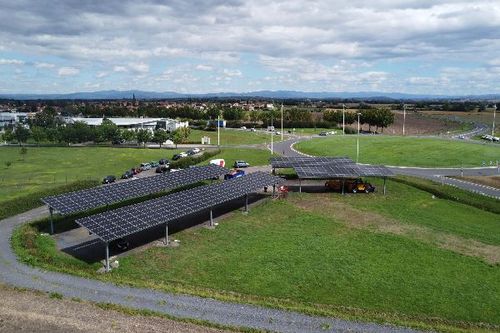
[0,112,30,129]
[64,117,188,132]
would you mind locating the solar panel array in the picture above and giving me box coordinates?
[42,164,229,215]
[270,156,353,168]
[294,164,393,179]
[76,171,284,243]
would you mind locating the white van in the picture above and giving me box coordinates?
[210,159,225,167]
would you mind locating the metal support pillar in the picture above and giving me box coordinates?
[245,194,249,212]
[272,184,276,196]
[299,179,302,193]
[342,179,345,195]
[49,207,54,235]
[383,177,387,195]
[164,224,169,245]
[209,208,214,227]
[105,242,110,272]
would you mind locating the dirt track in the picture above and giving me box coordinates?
[0,285,231,333]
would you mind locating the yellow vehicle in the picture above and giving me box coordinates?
[325,178,375,193]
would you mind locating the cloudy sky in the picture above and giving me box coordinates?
[1,0,500,95]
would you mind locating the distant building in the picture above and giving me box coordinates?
[63,117,188,132]
[0,112,30,129]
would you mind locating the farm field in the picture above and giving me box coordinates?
[0,146,271,202]
[295,136,500,167]
[188,128,286,145]
[15,178,500,331]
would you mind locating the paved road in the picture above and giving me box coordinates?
[0,207,422,333]
[272,137,500,199]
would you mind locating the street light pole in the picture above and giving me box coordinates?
[356,113,361,163]
[493,104,497,137]
[342,104,346,135]
[402,104,406,136]
[280,103,284,141]
[217,112,220,147]
[270,109,274,154]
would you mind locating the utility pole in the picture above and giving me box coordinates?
[356,113,361,163]
[402,104,406,136]
[270,111,274,154]
[342,103,346,135]
[280,103,284,141]
[493,104,497,137]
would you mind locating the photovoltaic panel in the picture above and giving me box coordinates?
[41,165,229,215]
[76,172,284,243]
[270,156,353,168]
[294,164,393,179]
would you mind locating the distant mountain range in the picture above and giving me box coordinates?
[1,90,499,101]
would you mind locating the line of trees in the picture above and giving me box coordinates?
[323,107,395,133]
[1,121,191,148]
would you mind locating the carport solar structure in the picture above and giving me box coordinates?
[270,156,353,168]
[294,164,393,179]
[41,164,229,215]
[76,171,284,244]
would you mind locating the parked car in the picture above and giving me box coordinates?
[131,167,141,175]
[159,158,169,165]
[156,165,169,173]
[250,128,256,132]
[234,160,250,168]
[319,131,328,136]
[121,170,134,179]
[102,175,116,184]
[150,161,159,167]
[325,178,375,193]
[112,139,125,145]
[172,152,188,160]
[224,169,245,180]
[191,147,201,154]
[240,126,247,130]
[210,158,225,167]
[140,163,151,171]
[110,238,130,251]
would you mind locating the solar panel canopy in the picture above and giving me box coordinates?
[270,156,353,168]
[76,171,283,243]
[294,164,393,179]
[42,164,229,215]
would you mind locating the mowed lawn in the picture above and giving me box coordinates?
[295,135,500,167]
[189,128,285,145]
[0,146,272,201]
[20,179,500,329]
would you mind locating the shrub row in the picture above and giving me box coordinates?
[169,149,221,169]
[0,180,99,221]
[393,176,500,214]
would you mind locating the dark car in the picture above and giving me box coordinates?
[172,154,182,161]
[121,170,134,179]
[233,160,250,168]
[319,131,328,136]
[224,169,245,180]
[131,167,141,175]
[159,158,169,165]
[102,175,116,184]
[156,165,169,173]
[110,238,130,251]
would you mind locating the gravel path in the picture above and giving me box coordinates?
[0,207,422,333]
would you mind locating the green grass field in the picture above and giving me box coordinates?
[295,136,500,167]
[15,178,500,331]
[0,146,272,202]
[189,128,286,145]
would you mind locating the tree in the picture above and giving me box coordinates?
[152,129,168,148]
[13,125,30,146]
[32,106,58,128]
[171,127,191,148]
[58,122,95,145]
[97,119,121,142]
[136,129,152,148]
[120,129,135,142]
[31,126,47,146]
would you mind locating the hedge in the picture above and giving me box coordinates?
[0,180,99,221]
[169,149,221,169]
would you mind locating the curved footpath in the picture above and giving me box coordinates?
[0,208,420,332]
[274,138,500,199]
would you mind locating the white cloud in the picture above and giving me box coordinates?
[0,58,24,65]
[128,62,149,74]
[222,69,242,77]
[113,65,128,72]
[58,67,80,76]
[196,64,213,71]
[34,62,55,68]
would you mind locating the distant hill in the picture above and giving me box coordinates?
[1,89,499,101]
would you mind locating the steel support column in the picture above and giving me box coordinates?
[383,177,387,195]
[342,179,345,195]
[164,224,169,245]
[299,179,302,193]
[105,242,110,272]
[209,208,214,227]
[245,194,249,212]
[49,207,54,235]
